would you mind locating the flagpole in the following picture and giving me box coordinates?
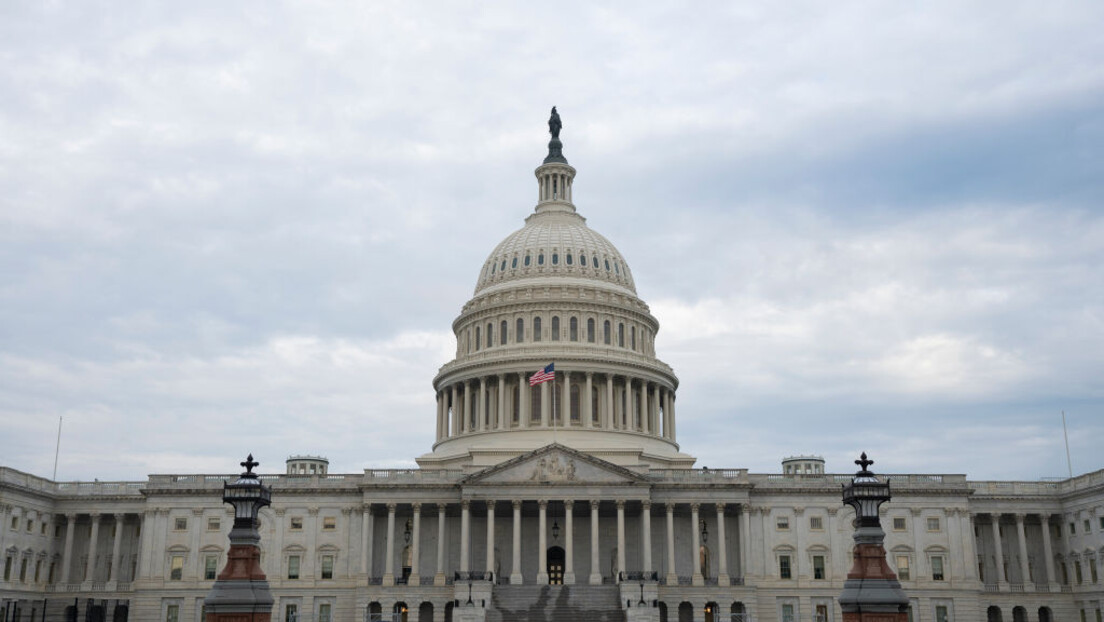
[1062,410,1073,479]
[53,415,63,481]
[552,363,557,445]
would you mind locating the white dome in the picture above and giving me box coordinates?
[474,210,636,295]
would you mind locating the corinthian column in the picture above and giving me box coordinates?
[537,501,548,584]
[564,500,575,584]
[589,500,602,585]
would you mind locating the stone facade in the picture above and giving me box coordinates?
[1,126,1103,622]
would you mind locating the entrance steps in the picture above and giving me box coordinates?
[487,584,625,622]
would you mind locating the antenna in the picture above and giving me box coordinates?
[53,415,63,481]
[1062,411,1073,479]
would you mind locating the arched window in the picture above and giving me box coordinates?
[530,385,542,423]
[631,326,636,350]
[491,263,496,275]
[500,259,506,271]
[533,317,542,342]
[500,321,508,345]
[551,316,560,341]
[618,323,625,347]
[516,318,524,343]
[552,253,559,265]
[604,320,611,345]
[512,257,518,269]
[486,323,493,348]
[604,259,610,271]
[570,317,578,341]
[592,255,598,268]
[538,253,545,265]
[587,318,595,343]
[524,254,531,267]
[566,253,573,265]
[570,384,580,422]
[581,254,587,266]
[474,327,480,351]
[615,262,620,274]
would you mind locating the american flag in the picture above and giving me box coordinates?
[529,363,555,386]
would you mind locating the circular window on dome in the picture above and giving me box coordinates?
[580,255,587,267]
[538,253,545,265]
[524,254,531,267]
[604,259,610,271]
[566,253,573,265]
[512,257,518,269]
[552,253,558,265]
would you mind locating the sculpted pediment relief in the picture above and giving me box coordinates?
[465,444,645,485]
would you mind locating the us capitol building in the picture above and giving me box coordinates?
[2,113,1103,622]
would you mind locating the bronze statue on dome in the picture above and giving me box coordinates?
[548,106,562,139]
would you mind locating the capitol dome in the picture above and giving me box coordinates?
[418,113,694,471]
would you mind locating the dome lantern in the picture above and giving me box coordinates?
[535,106,577,214]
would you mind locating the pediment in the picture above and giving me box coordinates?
[463,444,648,486]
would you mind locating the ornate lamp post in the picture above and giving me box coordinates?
[839,453,909,622]
[204,455,274,622]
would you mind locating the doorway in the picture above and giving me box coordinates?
[547,546,565,584]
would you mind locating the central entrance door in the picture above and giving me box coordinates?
[547,546,565,585]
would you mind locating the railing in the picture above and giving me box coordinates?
[364,469,465,483]
[455,571,493,582]
[1010,583,1025,592]
[983,584,1000,592]
[649,469,748,482]
[620,571,659,582]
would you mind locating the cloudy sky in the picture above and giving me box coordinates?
[2,2,1103,482]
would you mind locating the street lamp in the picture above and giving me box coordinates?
[700,518,708,544]
[841,452,890,528]
[223,454,272,536]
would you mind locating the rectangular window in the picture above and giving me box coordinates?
[290,517,303,530]
[781,603,795,622]
[1070,521,1076,534]
[815,604,829,622]
[810,516,823,530]
[55,524,62,538]
[927,517,941,531]
[169,555,184,581]
[26,519,33,532]
[1085,519,1091,533]
[34,559,42,582]
[779,555,792,579]
[287,555,300,580]
[1091,559,1099,583]
[19,557,28,581]
[9,516,17,529]
[1075,561,1083,584]
[896,555,911,580]
[935,605,949,622]
[204,555,218,580]
[207,518,220,531]
[776,516,789,530]
[165,604,179,622]
[3,556,11,581]
[285,604,298,622]
[174,517,187,531]
[322,516,336,530]
[813,555,825,580]
[1100,517,1104,530]
[318,604,332,622]
[931,555,945,581]
[893,517,907,531]
[40,522,47,535]
[48,562,56,583]
[321,555,334,579]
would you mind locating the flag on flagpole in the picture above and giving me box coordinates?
[529,363,555,386]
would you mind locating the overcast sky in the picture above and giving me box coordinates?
[2,2,1103,482]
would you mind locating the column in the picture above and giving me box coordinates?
[109,514,124,583]
[460,501,471,573]
[0,507,7,564]
[485,501,496,578]
[960,510,979,581]
[717,504,729,585]
[626,379,635,429]
[436,392,444,440]
[61,513,76,583]
[498,375,507,430]
[640,381,649,433]
[540,381,550,427]
[519,372,529,428]
[564,500,575,584]
[537,501,548,584]
[651,385,661,435]
[409,504,422,585]
[1015,513,1032,588]
[947,509,965,579]
[911,509,925,580]
[669,393,676,439]
[691,503,703,586]
[663,390,672,438]
[589,501,602,585]
[584,373,594,428]
[85,513,101,583]
[511,501,523,585]
[1042,515,1058,588]
[642,501,653,575]
[605,375,615,430]
[739,504,751,579]
[616,501,626,582]
[991,513,1008,587]
[478,377,487,431]
[665,503,677,584]
[383,503,396,585]
[137,510,154,579]
[435,504,447,586]
[361,506,373,576]
[451,385,459,435]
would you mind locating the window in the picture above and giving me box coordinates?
[500,259,506,271]
[165,604,179,622]
[603,320,611,344]
[779,555,792,579]
[896,555,911,580]
[318,603,332,622]
[285,604,299,622]
[486,323,492,348]
[931,555,945,581]
[893,517,907,531]
[1091,559,1098,583]
[204,555,218,580]
[1100,517,1104,530]
[174,517,187,531]
[927,517,941,532]
[3,556,11,581]
[169,555,184,581]
[1084,519,1091,533]
[1070,521,1076,534]
[55,524,62,538]
[474,326,480,350]
[552,252,558,265]
[566,253,573,265]
[551,316,560,341]
[19,557,27,581]
[500,320,508,345]
[287,555,300,580]
[9,516,17,530]
[580,254,586,266]
[570,317,578,341]
[511,257,517,269]
[516,318,524,343]
[524,254,530,266]
[813,555,825,579]
[321,555,334,579]
[810,516,823,530]
[631,326,636,350]
[290,516,303,530]
[534,317,542,341]
[207,518,220,531]
[322,517,336,530]
[538,253,544,265]
[1075,560,1083,584]
[587,318,595,342]
[781,603,795,622]
[618,323,624,347]
[935,605,949,622]
[592,255,598,268]
[604,259,610,271]
[776,516,790,530]
[26,518,33,532]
